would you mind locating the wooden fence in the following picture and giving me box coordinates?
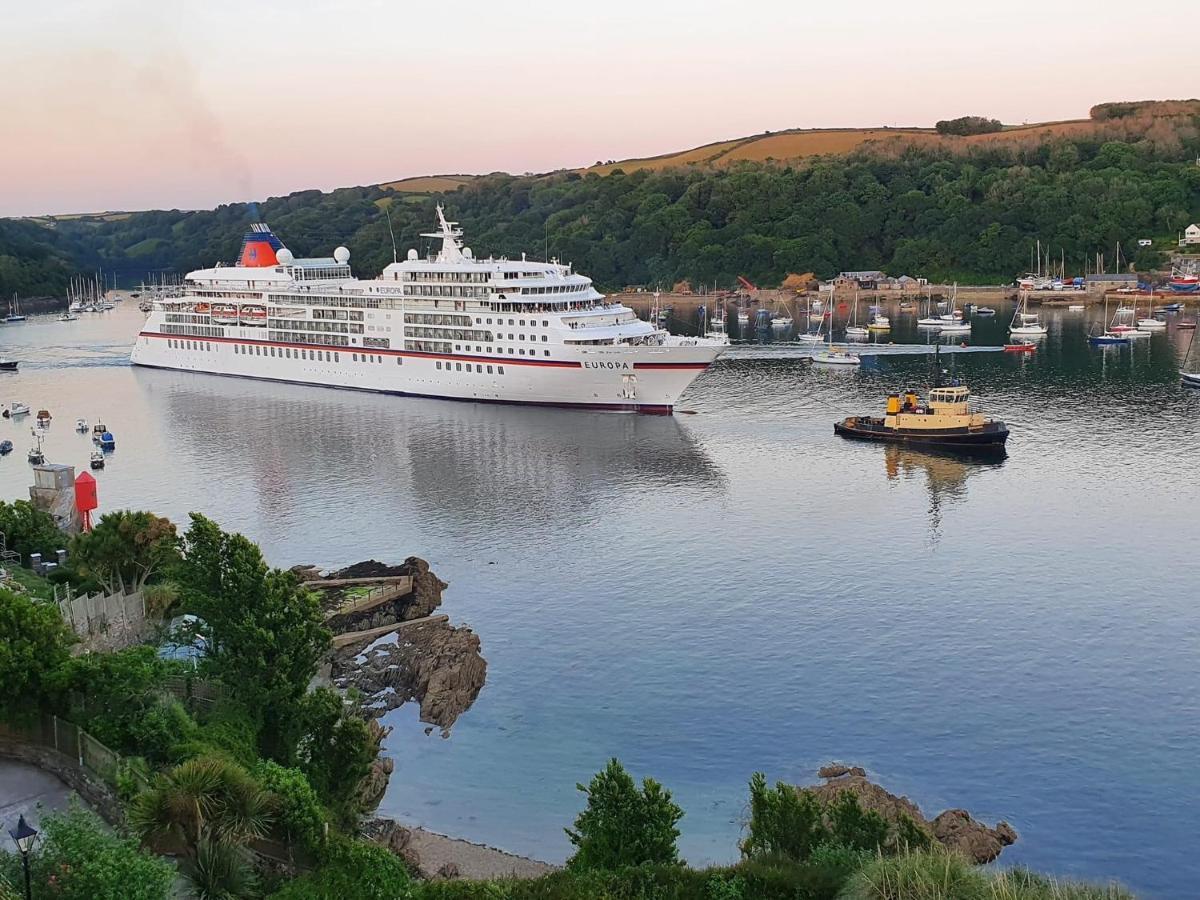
[55,585,151,653]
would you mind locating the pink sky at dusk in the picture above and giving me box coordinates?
[1,0,1196,217]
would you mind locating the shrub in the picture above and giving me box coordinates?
[0,499,63,563]
[267,837,411,900]
[0,587,73,721]
[0,804,174,900]
[253,760,327,856]
[934,116,1004,136]
[565,758,684,872]
[741,772,829,861]
[294,688,376,825]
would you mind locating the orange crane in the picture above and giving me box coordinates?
[737,275,758,292]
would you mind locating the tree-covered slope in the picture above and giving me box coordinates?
[6,119,1200,295]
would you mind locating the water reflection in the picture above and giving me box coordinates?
[140,371,726,530]
[881,445,1006,544]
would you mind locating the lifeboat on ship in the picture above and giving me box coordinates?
[239,304,267,325]
[210,303,239,324]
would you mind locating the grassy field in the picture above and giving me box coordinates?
[379,175,477,193]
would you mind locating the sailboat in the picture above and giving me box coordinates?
[938,284,971,334]
[797,292,826,343]
[5,295,26,323]
[1180,316,1200,386]
[1137,289,1166,330]
[813,303,861,366]
[917,290,944,328]
[845,292,869,339]
[770,298,793,329]
[1009,291,1048,336]
[1087,294,1132,346]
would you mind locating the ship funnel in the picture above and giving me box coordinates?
[237,223,287,268]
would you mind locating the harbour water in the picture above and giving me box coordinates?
[1,305,1198,898]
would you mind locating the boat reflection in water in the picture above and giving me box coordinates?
[882,444,1005,543]
[136,368,725,542]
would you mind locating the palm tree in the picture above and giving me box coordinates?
[129,755,274,897]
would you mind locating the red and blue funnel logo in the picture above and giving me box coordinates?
[238,223,286,267]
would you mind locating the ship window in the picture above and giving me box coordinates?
[518,349,525,355]
[508,319,514,325]
[487,365,493,374]
[455,362,462,371]
[541,335,547,341]
[475,318,481,324]
[498,366,505,374]
[352,353,358,361]
[455,345,461,351]
[544,350,550,356]
[396,356,402,365]
[542,320,548,327]
[270,347,275,356]
[507,348,514,354]
[436,361,442,370]
[378,356,383,364]
[486,318,493,324]
[519,334,525,341]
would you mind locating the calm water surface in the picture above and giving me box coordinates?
[2,305,1198,898]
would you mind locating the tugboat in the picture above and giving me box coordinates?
[834,351,1009,454]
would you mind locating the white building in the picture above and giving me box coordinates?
[1181,224,1200,246]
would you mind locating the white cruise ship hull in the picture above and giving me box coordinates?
[131,331,719,413]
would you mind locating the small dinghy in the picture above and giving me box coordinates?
[1088,333,1131,346]
[35,409,51,425]
[1176,320,1196,330]
[3,402,29,418]
[1003,340,1037,353]
[75,418,88,432]
[975,307,996,317]
[0,359,17,372]
[0,440,12,455]
[89,450,105,470]
[1067,304,1086,311]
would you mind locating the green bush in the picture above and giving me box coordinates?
[565,759,684,872]
[179,699,262,768]
[267,837,411,900]
[254,760,328,856]
[0,499,63,562]
[50,645,194,762]
[0,804,174,900]
[294,687,376,825]
[0,586,73,721]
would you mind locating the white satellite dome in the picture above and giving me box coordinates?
[407,248,418,261]
[276,248,294,265]
[334,246,350,264]
[463,247,473,259]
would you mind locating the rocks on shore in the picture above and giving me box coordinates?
[807,764,1017,864]
[332,618,486,735]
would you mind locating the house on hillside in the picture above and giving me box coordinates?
[1181,224,1200,246]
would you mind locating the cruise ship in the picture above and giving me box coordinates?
[130,208,727,412]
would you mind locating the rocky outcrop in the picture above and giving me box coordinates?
[332,618,486,735]
[331,558,448,620]
[807,765,1017,864]
[356,719,395,812]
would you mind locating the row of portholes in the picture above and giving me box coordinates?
[435,360,506,376]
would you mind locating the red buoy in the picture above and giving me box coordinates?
[75,471,98,532]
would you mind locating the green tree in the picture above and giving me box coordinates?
[0,805,174,900]
[294,688,376,826]
[178,514,330,760]
[0,500,63,563]
[741,772,829,862]
[70,510,180,595]
[0,587,72,721]
[565,758,684,871]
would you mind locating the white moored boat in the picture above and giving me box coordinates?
[131,209,728,413]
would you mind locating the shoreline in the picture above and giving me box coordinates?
[400,822,555,880]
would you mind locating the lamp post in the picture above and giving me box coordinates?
[8,814,38,900]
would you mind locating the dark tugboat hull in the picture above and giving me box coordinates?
[834,418,1009,455]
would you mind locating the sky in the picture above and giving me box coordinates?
[1,0,1197,217]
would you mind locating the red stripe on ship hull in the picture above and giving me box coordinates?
[633,362,713,370]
